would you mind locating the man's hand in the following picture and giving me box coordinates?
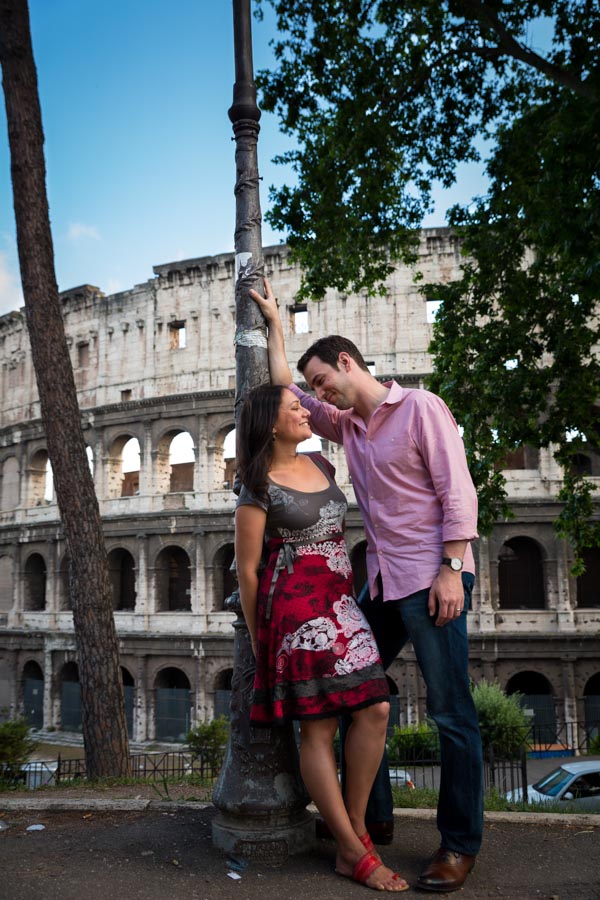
[428,566,465,627]
[248,276,294,385]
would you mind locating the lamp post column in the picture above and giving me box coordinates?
[211,0,313,862]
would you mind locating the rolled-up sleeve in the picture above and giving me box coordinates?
[417,392,479,543]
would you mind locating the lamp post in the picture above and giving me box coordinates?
[211,0,313,862]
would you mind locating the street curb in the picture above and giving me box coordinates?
[1,797,599,827]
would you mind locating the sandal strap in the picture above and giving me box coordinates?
[353,850,382,883]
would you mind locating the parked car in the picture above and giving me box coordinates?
[505,760,600,810]
[389,768,415,789]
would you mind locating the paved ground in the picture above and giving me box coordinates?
[1,800,599,900]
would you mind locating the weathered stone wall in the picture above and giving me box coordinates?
[0,230,598,743]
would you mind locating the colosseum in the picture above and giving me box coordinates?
[0,228,598,746]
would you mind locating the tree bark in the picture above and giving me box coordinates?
[0,0,130,777]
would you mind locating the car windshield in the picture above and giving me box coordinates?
[532,767,573,797]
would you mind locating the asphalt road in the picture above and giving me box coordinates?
[1,805,599,900]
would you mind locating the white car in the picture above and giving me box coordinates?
[505,760,600,810]
[389,768,415,789]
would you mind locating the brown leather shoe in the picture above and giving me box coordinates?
[315,817,394,846]
[416,848,476,892]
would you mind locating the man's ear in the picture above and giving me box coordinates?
[338,352,352,372]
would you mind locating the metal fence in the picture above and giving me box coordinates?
[15,748,226,789]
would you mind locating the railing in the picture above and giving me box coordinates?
[11,747,226,790]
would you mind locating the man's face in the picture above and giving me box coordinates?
[302,355,354,410]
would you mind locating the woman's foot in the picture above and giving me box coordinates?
[336,848,409,892]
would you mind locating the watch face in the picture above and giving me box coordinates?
[450,558,462,571]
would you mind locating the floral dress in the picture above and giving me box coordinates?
[237,454,389,725]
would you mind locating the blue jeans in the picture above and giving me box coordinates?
[358,573,483,856]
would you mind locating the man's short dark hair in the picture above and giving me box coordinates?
[297,335,369,375]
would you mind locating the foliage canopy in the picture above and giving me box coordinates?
[256,0,600,557]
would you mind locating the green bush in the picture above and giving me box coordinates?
[587,733,600,755]
[0,718,39,786]
[387,723,439,763]
[185,716,230,770]
[471,679,529,760]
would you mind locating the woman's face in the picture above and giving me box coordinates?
[273,389,312,443]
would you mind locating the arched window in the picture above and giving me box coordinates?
[223,428,236,489]
[86,445,94,477]
[22,661,44,729]
[506,671,555,743]
[498,537,545,609]
[214,669,233,719]
[60,661,82,732]
[169,432,195,492]
[213,543,236,610]
[121,667,135,737]
[155,546,191,611]
[154,667,191,741]
[108,548,136,611]
[24,553,47,611]
[584,674,600,744]
[576,549,600,608]
[58,553,72,611]
[28,449,51,506]
[120,437,141,496]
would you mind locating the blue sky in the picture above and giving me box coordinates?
[0,0,490,317]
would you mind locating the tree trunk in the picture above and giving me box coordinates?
[0,0,130,777]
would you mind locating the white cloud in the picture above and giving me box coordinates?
[0,251,23,316]
[67,222,101,242]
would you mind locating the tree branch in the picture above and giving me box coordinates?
[461,1,595,100]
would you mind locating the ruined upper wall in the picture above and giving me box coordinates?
[0,228,458,428]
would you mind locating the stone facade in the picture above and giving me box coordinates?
[0,228,598,744]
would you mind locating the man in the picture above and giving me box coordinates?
[250,279,483,893]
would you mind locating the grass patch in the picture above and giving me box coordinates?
[391,785,585,814]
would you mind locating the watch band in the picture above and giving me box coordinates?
[441,557,463,572]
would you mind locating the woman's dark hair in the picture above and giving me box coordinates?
[237,384,284,504]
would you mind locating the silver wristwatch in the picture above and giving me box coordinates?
[441,557,463,572]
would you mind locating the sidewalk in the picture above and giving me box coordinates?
[1,796,599,900]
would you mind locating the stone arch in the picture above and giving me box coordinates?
[28,448,52,506]
[208,420,235,490]
[584,673,600,742]
[0,456,20,510]
[23,553,47,611]
[214,668,233,719]
[155,546,191,611]
[107,434,141,499]
[22,660,44,728]
[108,547,136,611]
[222,427,236,489]
[60,661,82,732]
[506,670,555,743]
[155,429,195,494]
[153,666,192,741]
[498,536,545,609]
[0,555,14,612]
[211,542,236,611]
[121,666,135,737]
[58,553,72,611]
[576,548,600,608]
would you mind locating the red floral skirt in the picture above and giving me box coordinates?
[250,535,389,725]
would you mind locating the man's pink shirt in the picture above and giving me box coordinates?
[289,381,478,601]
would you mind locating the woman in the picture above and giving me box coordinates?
[235,383,409,892]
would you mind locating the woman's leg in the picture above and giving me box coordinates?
[300,715,407,891]
[344,701,390,838]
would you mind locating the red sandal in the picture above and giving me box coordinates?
[338,849,410,892]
